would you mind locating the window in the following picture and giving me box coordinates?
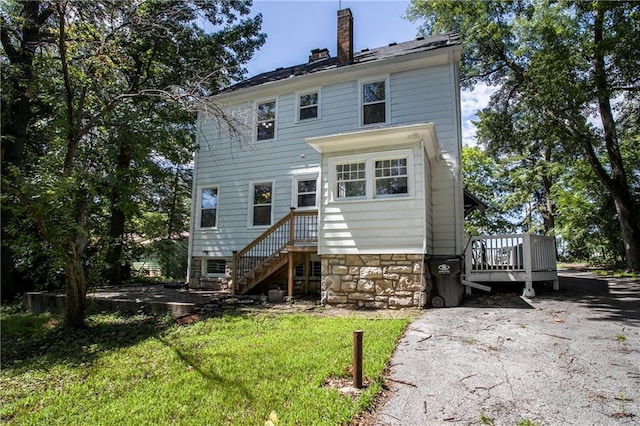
[295,178,317,208]
[360,76,389,126]
[257,100,276,140]
[205,259,226,276]
[336,162,366,199]
[375,158,408,196]
[329,150,413,202]
[295,261,321,278]
[298,91,319,121]
[200,187,218,228]
[251,182,273,226]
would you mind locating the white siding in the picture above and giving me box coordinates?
[191,51,461,259]
[318,143,426,254]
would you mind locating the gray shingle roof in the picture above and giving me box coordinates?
[224,33,460,93]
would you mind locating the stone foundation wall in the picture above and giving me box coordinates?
[321,254,426,309]
[189,257,233,291]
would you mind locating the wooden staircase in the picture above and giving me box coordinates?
[233,208,318,295]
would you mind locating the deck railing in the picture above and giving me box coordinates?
[463,234,558,295]
[232,208,318,292]
[465,234,557,273]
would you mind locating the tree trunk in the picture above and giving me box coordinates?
[105,140,132,285]
[592,5,640,272]
[65,243,87,328]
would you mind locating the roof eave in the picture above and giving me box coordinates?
[207,42,461,104]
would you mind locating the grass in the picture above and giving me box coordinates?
[557,262,639,278]
[479,412,495,425]
[1,307,410,425]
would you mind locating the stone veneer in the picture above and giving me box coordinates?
[321,254,426,309]
[189,257,232,291]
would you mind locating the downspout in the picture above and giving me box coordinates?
[449,49,464,256]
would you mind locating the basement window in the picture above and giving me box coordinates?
[204,259,226,276]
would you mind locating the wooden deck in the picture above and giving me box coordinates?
[463,234,559,296]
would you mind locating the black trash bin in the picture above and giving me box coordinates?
[427,256,463,307]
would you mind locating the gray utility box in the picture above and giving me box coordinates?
[427,256,463,307]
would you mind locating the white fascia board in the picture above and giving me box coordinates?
[306,123,441,157]
[208,45,460,105]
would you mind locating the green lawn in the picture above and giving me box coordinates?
[1,307,411,425]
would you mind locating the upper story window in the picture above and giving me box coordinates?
[257,100,276,141]
[336,162,366,199]
[360,76,389,126]
[297,90,319,121]
[295,178,317,209]
[330,150,413,202]
[251,181,273,226]
[200,187,218,228]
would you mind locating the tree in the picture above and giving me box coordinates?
[1,1,55,299]
[408,0,640,271]
[1,0,265,326]
[462,146,517,235]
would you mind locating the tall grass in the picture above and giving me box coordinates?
[1,309,410,425]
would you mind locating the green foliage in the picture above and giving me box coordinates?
[410,1,640,269]
[1,311,409,425]
[1,1,266,317]
[462,146,518,235]
[139,238,189,280]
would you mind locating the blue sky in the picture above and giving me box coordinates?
[243,0,493,147]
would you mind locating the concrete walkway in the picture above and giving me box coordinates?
[374,271,640,425]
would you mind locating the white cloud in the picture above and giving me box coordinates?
[460,83,497,147]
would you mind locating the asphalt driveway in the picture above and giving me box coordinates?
[374,271,640,425]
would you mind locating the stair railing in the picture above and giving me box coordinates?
[232,208,318,292]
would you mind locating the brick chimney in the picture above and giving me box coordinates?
[337,8,353,65]
[308,48,330,63]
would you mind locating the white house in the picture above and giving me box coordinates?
[188,8,468,308]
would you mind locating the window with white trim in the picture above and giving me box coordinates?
[297,90,319,121]
[256,100,276,140]
[200,187,218,228]
[360,76,389,126]
[330,150,413,201]
[294,177,317,209]
[251,181,273,226]
[336,161,366,199]
[204,259,226,276]
[375,158,408,196]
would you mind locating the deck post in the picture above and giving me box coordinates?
[304,253,310,294]
[289,207,296,245]
[288,250,294,298]
[522,234,535,297]
[231,250,238,295]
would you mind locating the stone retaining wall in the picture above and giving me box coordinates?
[320,254,426,309]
